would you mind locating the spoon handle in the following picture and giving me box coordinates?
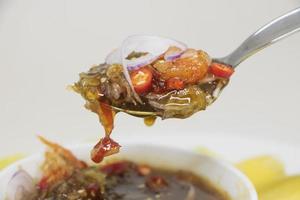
[216,7,300,68]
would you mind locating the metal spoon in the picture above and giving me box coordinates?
[114,7,300,117]
[214,7,300,67]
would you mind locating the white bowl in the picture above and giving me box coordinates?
[0,144,257,200]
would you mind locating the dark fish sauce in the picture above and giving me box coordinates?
[36,160,230,200]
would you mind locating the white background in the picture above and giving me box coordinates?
[0,0,300,169]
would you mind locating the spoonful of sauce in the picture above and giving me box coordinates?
[72,7,300,163]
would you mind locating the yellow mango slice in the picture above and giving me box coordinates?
[259,176,300,200]
[236,156,286,192]
[0,154,24,170]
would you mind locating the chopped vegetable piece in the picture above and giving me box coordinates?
[38,177,48,190]
[137,164,151,176]
[166,78,185,90]
[6,170,37,200]
[101,161,128,175]
[91,137,121,163]
[37,136,87,189]
[209,63,234,78]
[154,50,210,83]
[146,176,168,191]
[126,51,149,60]
[130,67,153,94]
[164,46,184,61]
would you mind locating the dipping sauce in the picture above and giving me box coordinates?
[6,137,230,200]
[36,160,229,200]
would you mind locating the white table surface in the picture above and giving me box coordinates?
[0,0,300,170]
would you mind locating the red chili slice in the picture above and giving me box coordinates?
[137,164,151,176]
[130,67,153,94]
[38,177,48,190]
[91,137,121,163]
[209,63,234,78]
[146,176,168,191]
[101,161,128,175]
[166,78,185,90]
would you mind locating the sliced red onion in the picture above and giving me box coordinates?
[180,49,198,59]
[164,46,184,61]
[212,81,224,98]
[105,35,187,101]
[121,35,187,70]
[165,52,183,61]
[6,170,37,200]
[105,48,122,65]
[106,35,187,68]
[122,35,186,92]
[126,53,159,71]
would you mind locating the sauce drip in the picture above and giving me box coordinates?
[91,136,120,163]
[89,102,120,163]
[144,116,157,126]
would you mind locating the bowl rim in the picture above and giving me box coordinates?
[0,143,258,200]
